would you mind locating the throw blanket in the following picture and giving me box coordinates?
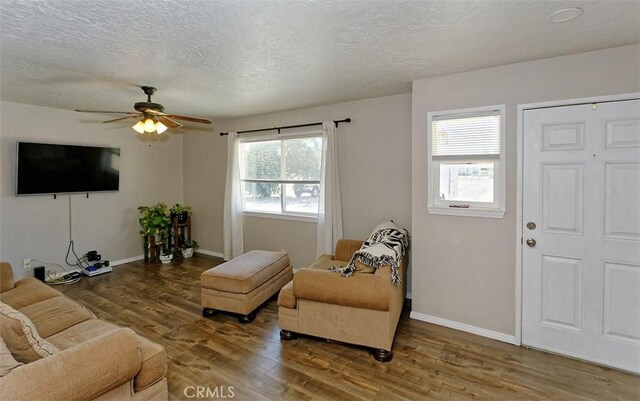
[330,224,410,286]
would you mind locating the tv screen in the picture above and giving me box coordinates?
[16,142,120,195]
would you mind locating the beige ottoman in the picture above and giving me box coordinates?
[201,250,293,323]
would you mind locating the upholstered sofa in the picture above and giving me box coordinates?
[278,239,408,362]
[0,262,168,401]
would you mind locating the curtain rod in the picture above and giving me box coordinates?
[219,118,351,136]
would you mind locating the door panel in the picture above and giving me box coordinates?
[602,262,640,345]
[522,99,640,373]
[541,163,584,234]
[540,255,583,332]
[604,118,640,149]
[542,122,585,151]
[603,162,640,240]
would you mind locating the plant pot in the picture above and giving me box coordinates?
[181,247,194,258]
[159,254,173,264]
[173,211,189,225]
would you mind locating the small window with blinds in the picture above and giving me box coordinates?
[427,105,506,218]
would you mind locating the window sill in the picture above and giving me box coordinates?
[243,211,318,223]
[427,205,505,219]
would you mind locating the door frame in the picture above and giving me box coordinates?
[515,92,640,345]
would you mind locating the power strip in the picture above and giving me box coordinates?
[82,265,112,277]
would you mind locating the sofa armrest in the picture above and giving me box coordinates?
[334,240,364,262]
[0,328,142,401]
[1,262,15,292]
[293,268,389,311]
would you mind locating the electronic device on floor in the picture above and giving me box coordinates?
[82,253,112,277]
[83,264,112,277]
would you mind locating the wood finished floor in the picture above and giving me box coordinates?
[58,255,639,401]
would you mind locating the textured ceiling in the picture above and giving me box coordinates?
[1,0,639,121]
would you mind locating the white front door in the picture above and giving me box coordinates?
[522,99,640,373]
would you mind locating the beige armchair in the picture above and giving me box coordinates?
[277,239,408,362]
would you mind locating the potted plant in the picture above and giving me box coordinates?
[159,248,174,264]
[181,240,199,258]
[170,203,191,225]
[138,203,171,261]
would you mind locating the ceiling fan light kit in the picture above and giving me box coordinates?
[143,118,156,133]
[76,86,212,137]
[155,121,168,134]
[132,117,168,135]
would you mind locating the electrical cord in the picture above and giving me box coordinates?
[46,270,81,285]
[30,258,81,285]
[30,258,69,273]
[36,196,84,285]
[65,240,91,269]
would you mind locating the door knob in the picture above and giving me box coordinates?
[526,238,536,247]
[526,221,536,230]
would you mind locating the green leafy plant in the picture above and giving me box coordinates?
[170,203,191,215]
[170,203,192,225]
[182,240,199,250]
[161,247,175,256]
[138,203,171,251]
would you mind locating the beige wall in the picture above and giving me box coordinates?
[184,93,413,283]
[411,44,640,336]
[182,121,230,258]
[0,102,184,279]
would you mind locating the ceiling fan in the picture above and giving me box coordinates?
[76,86,212,135]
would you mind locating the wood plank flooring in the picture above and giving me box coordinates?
[58,255,639,401]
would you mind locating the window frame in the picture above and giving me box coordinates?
[238,131,323,221]
[427,104,506,218]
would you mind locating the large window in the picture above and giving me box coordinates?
[427,105,506,218]
[239,135,322,219]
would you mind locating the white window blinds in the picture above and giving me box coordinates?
[432,111,501,158]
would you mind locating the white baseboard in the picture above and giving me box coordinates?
[110,255,145,266]
[410,311,516,345]
[196,249,224,259]
[108,250,223,267]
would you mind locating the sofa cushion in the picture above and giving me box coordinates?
[0,328,143,401]
[293,268,390,311]
[19,296,96,338]
[45,319,121,349]
[201,250,290,294]
[134,336,167,391]
[308,254,375,275]
[334,240,364,262]
[308,254,348,270]
[0,333,23,377]
[277,280,296,309]
[46,319,166,392]
[354,260,376,274]
[0,302,59,363]
[0,262,15,293]
[0,278,61,310]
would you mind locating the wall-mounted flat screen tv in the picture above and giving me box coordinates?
[16,142,121,195]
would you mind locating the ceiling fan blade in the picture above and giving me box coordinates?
[102,115,142,123]
[76,109,138,114]
[144,109,165,116]
[166,114,212,124]
[158,116,183,128]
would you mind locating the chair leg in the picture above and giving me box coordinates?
[202,308,216,317]
[372,348,393,362]
[280,329,297,341]
[238,311,256,324]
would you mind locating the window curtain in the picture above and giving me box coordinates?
[223,132,244,260]
[316,122,343,257]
